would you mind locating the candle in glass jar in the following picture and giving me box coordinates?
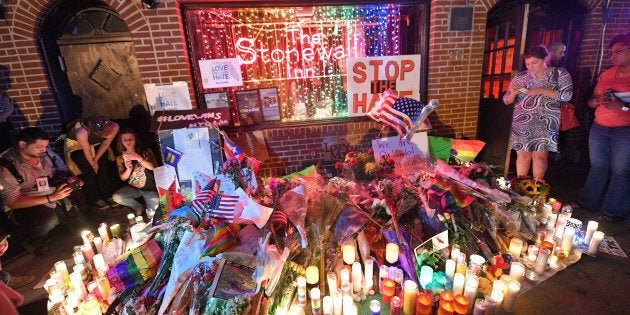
[327,272,338,295]
[509,262,525,283]
[534,247,551,275]
[342,241,356,264]
[561,226,576,256]
[502,280,521,312]
[93,254,107,271]
[80,230,94,245]
[587,231,605,256]
[110,224,121,238]
[508,237,523,259]
[81,243,94,262]
[463,276,478,313]
[450,244,461,260]
[386,243,399,264]
[323,295,333,315]
[93,236,103,254]
[527,245,539,261]
[438,300,454,315]
[54,260,70,286]
[472,298,487,315]
[445,259,456,279]
[351,262,362,293]
[127,213,136,225]
[311,287,322,315]
[296,276,307,306]
[487,291,503,313]
[585,221,599,246]
[332,290,343,315]
[402,280,418,315]
[98,223,110,244]
[306,265,319,287]
[369,299,380,315]
[339,265,351,284]
[415,292,433,315]
[452,273,465,295]
[378,264,389,293]
[70,271,87,298]
[453,294,469,315]
[390,296,402,315]
[364,256,374,291]
[381,278,396,305]
[419,266,433,289]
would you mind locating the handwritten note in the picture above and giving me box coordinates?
[371,132,429,176]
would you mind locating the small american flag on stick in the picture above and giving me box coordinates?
[190,190,239,222]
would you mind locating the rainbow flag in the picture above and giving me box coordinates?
[451,139,485,162]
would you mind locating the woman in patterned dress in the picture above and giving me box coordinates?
[502,45,573,181]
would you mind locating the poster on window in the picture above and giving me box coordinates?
[346,54,422,117]
[144,82,193,115]
[198,58,243,89]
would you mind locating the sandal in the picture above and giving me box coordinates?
[595,214,623,223]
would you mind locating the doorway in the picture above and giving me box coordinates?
[38,0,147,127]
[476,0,587,177]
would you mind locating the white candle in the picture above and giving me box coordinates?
[327,272,338,295]
[70,271,87,298]
[54,260,70,286]
[311,287,321,314]
[508,237,523,259]
[342,294,354,315]
[502,280,521,312]
[450,244,461,260]
[340,267,351,284]
[385,243,399,264]
[351,262,362,293]
[342,242,356,264]
[323,295,332,315]
[419,265,433,289]
[492,280,505,296]
[93,253,107,271]
[561,226,576,256]
[463,275,479,313]
[487,290,503,312]
[445,259,456,279]
[332,290,342,315]
[585,221,599,245]
[587,231,605,256]
[93,236,103,254]
[499,275,512,295]
[364,256,374,291]
[306,265,319,287]
[297,276,307,306]
[535,248,551,274]
[509,262,525,283]
[98,223,110,245]
[452,273,465,295]
[544,227,556,242]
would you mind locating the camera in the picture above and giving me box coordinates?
[67,180,81,191]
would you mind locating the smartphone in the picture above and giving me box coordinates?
[67,180,81,191]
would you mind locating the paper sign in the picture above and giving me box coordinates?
[198,58,243,89]
[347,54,422,117]
[144,82,192,115]
[428,136,453,162]
[371,132,429,176]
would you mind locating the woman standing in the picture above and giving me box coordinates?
[112,128,159,216]
[503,45,573,181]
[579,34,630,222]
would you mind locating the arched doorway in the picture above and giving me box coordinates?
[39,0,147,125]
[476,0,588,176]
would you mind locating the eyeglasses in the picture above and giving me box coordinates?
[609,47,630,57]
[92,118,111,131]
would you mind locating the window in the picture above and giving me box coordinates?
[182,2,426,125]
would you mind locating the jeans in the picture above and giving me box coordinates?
[579,123,630,218]
[70,145,119,203]
[112,186,159,213]
[7,205,60,242]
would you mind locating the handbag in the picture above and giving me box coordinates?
[560,102,580,131]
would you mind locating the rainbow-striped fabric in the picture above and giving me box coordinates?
[106,238,163,292]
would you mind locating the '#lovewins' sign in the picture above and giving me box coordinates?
[150,108,230,131]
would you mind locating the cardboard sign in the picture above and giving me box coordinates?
[347,54,422,117]
[371,132,429,176]
[144,81,193,115]
[150,108,230,131]
[198,58,243,89]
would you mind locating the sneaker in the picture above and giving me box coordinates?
[95,199,111,209]
[8,275,35,289]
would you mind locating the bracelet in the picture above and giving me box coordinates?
[46,195,51,203]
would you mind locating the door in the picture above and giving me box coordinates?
[477,4,529,177]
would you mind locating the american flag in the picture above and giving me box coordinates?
[368,91,423,137]
[190,190,239,222]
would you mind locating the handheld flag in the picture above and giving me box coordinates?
[163,147,183,167]
[220,131,244,161]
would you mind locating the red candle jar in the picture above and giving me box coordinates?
[415,291,433,315]
[453,294,470,315]
[437,301,454,315]
[382,278,396,305]
[439,290,454,304]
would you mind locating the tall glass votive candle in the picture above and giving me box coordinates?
[369,299,380,315]
[342,241,356,264]
[70,271,87,298]
[80,230,94,245]
[339,265,351,284]
[379,264,389,293]
[54,260,70,286]
[415,291,433,315]
[382,278,396,306]
[453,294,469,315]
[110,224,121,239]
[509,262,525,283]
[468,255,485,276]
[93,236,103,254]
[419,266,433,289]
[561,226,576,256]
[508,237,523,259]
[306,265,319,290]
[584,221,599,245]
[535,248,551,274]
[323,296,333,315]
[80,243,94,262]
[98,223,110,245]
[463,275,479,313]
[127,213,136,225]
[296,276,307,306]
[311,287,322,315]
[390,296,402,315]
[502,280,521,312]
[364,256,375,291]
[351,262,362,293]
[587,231,605,256]
[332,290,343,315]
[386,243,399,264]
[402,280,418,315]
[487,291,503,313]
[452,273,465,295]
[327,272,338,295]
[445,259,456,279]
[472,298,487,315]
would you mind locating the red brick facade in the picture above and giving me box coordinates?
[0,0,628,177]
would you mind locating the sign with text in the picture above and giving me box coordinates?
[199,58,243,89]
[347,54,422,117]
[144,82,193,115]
[150,108,230,131]
[371,132,429,176]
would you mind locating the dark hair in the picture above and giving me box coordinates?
[116,128,145,153]
[17,127,49,144]
[524,45,549,59]
[609,34,630,48]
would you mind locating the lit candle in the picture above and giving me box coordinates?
[487,291,503,313]
[535,248,551,274]
[70,271,87,298]
[381,278,396,306]
[502,280,521,312]
[323,295,333,315]
[81,243,94,262]
[455,261,467,275]
[327,272,338,295]
[340,281,352,297]
[93,236,103,254]
[81,294,102,315]
[386,243,399,264]
[419,266,433,289]
[311,287,322,315]
[585,221,599,245]
[453,294,469,315]
[351,262,362,293]
[492,280,505,296]
[438,300,454,315]
[296,276,307,306]
[54,260,70,286]
[402,280,418,315]
[499,275,512,295]
[561,226,576,256]
[467,255,485,276]
[127,213,136,225]
[343,294,354,315]
[96,275,111,301]
[463,275,478,313]
[306,265,319,289]
[364,256,374,291]
[587,231,605,256]
[378,265,389,293]
[509,262,525,283]
[80,230,94,245]
[332,290,343,315]
[445,259,456,279]
[93,253,106,271]
[452,273,465,295]
[450,244,461,260]
[339,265,351,284]
[415,292,433,315]
[390,296,402,315]
[472,298,487,315]
[544,227,556,242]
[527,245,539,261]
[369,299,381,315]
[342,241,356,264]
[508,237,523,259]
[98,223,110,245]
[110,224,121,238]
